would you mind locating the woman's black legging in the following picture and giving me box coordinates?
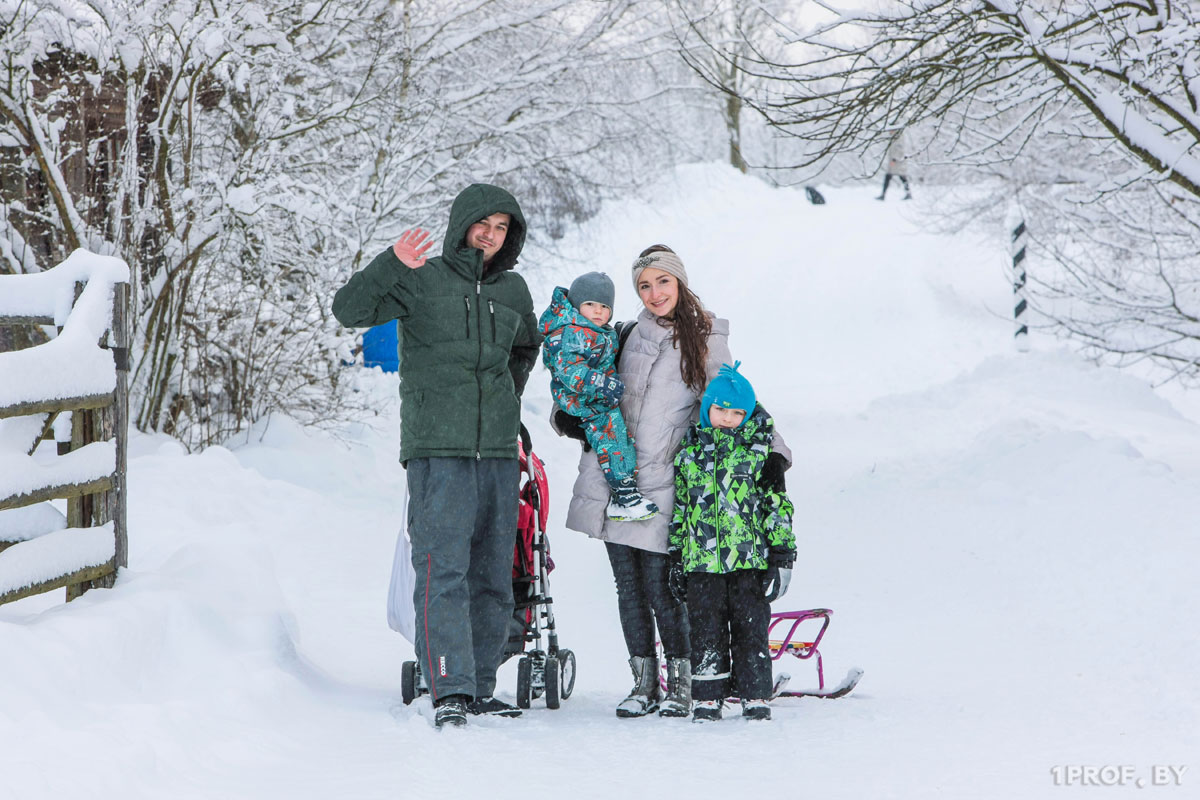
[605,541,690,659]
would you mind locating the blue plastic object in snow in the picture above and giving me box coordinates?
[362,321,399,372]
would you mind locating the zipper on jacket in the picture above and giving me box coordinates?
[475,281,483,459]
[463,296,470,338]
[713,430,724,568]
[488,299,496,341]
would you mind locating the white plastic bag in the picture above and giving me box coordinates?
[386,481,417,643]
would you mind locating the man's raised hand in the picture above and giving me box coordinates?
[393,228,434,269]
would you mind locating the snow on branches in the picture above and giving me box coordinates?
[1,0,682,448]
[678,0,1200,385]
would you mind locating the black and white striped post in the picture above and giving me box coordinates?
[1012,219,1030,352]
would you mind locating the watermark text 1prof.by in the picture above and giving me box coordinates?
[1050,765,1187,788]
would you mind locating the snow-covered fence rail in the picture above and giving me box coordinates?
[0,250,130,605]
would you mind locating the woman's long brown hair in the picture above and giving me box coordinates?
[638,245,711,394]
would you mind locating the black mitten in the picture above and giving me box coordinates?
[760,451,788,493]
[553,409,591,452]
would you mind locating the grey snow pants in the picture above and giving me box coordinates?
[407,457,519,702]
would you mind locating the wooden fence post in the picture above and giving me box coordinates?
[66,280,128,599]
[111,281,129,569]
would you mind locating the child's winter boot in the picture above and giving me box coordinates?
[741,699,771,721]
[606,478,659,521]
[658,657,692,717]
[615,655,661,718]
[692,699,723,723]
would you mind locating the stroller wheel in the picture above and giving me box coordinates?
[516,656,533,709]
[545,656,561,709]
[558,649,577,700]
[401,661,419,706]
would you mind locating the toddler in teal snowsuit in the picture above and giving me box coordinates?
[540,272,657,521]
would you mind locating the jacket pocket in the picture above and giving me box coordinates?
[401,389,425,443]
[489,301,521,348]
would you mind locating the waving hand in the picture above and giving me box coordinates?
[393,228,434,269]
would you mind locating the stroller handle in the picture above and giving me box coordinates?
[519,422,533,457]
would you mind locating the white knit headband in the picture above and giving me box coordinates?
[631,251,689,290]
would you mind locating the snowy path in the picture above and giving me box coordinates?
[2,166,1196,798]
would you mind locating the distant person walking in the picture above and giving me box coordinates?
[332,184,542,729]
[877,129,913,201]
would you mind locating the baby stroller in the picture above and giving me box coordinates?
[400,427,576,709]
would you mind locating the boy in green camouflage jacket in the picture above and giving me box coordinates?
[668,362,796,722]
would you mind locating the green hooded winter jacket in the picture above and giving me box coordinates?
[331,184,542,463]
[670,405,796,573]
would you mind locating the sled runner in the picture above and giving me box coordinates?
[657,606,862,701]
[401,428,576,709]
[767,608,862,699]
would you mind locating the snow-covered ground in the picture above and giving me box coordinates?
[2,165,1196,798]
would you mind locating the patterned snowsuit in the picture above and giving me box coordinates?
[671,404,796,701]
[539,286,637,489]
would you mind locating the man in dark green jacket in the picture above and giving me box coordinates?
[332,184,542,728]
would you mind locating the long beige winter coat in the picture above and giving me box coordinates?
[564,306,791,553]
[887,130,911,175]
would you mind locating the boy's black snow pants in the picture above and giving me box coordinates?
[407,457,519,702]
[687,570,773,702]
[605,542,690,659]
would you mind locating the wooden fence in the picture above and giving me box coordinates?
[0,252,129,605]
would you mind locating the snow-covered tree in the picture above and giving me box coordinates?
[1,0,685,448]
[681,0,1200,383]
[663,0,799,175]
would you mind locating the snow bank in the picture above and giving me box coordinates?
[1,166,1198,799]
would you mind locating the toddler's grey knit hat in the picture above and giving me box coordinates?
[631,250,688,290]
[568,271,615,311]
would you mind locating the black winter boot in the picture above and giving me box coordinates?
[434,694,469,729]
[692,699,723,723]
[468,696,522,718]
[615,655,661,717]
[741,699,772,721]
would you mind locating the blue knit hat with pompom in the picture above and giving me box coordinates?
[700,361,757,428]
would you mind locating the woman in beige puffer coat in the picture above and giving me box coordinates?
[557,245,791,719]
